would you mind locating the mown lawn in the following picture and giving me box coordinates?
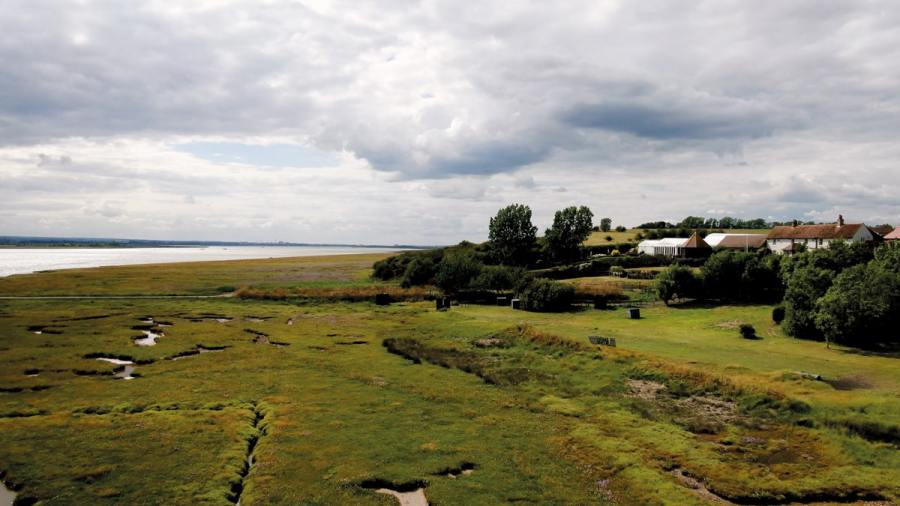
[0,254,897,505]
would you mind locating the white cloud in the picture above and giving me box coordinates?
[0,1,898,243]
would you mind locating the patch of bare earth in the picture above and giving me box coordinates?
[626,379,667,401]
[675,396,739,423]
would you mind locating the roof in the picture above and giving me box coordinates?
[885,227,900,240]
[715,235,768,249]
[767,223,864,240]
[683,232,711,249]
[638,238,687,247]
[704,233,767,248]
[871,225,894,236]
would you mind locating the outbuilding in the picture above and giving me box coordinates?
[705,233,768,251]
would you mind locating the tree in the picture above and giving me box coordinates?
[814,250,900,348]
[400,257,436,288]
[782,265,833,340]
[544,206,594,262]
[519,279,575,312]
[657,264,700,305]
[600,217,612,232]
[472,265,526,293]
[435,251,483,294]
[489,204,537,265]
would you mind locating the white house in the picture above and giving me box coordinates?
[766,215,876,254]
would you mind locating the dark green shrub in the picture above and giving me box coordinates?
[772,306,785,324]
[656,264,700,305]
[519,279,575,312]
[739,323,757,339]
[400,257,436,287]
[435,251,483,294]
[472,264,526,292]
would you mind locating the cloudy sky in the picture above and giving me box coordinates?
[1,1,898,244]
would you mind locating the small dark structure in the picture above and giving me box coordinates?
[589,336,616,347]
[496,296,508,306]
[511,298,522,310]
[374,293,392,306]
[682,231,712,259]
[627,307,641,319]
[436,297,450,311]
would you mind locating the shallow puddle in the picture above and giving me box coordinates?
[134,330,161,346]
[376,488,428,506]
[170,346,225,361]
[115,365,136,380]
[95,357,134,365]
[0,480,15,506]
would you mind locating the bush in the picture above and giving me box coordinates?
[472,265,526,292]
[435,251,483,294]
[739,324,757,339]
[814,261,900,348]
[656,265,701,305]
[519,279,574,312]
[400,257,436,287]
[772,306,785,324]
[615,225,627,232]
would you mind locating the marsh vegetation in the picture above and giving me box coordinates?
[0,253,897,504]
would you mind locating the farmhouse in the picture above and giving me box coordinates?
[704,233,768,251]
[766,215,876,254]
[637,232,711,258]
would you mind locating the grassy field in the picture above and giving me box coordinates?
[1,254,897,505]
[585,229,641,245]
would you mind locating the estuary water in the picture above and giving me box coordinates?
[0,246,399,277]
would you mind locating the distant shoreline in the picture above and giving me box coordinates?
[0,235,435,250]
[0,245,404,278]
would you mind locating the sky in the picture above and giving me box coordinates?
[1,0,898,245]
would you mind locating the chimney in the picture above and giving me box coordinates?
[838,214,844,227]
[792,219,798,227]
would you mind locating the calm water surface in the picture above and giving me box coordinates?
[0,246,399,277]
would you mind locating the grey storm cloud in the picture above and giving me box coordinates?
[562,100,783,141]
[1,0,900,243]
[1,0,898,178]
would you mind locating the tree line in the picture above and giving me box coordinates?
[638,216,771,230]
[374,203,601,310]
[656,242,900,349]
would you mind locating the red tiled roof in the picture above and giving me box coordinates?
[767,223,864,240]
[885,227,900,240]
[715,235,768,249]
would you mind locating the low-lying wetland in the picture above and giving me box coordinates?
[0,255,897,505]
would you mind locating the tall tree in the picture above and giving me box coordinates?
[544,206,594,262]
[600,217,612,232]
[488,204,538,265]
